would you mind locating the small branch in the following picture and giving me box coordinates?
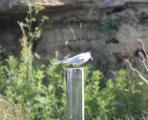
[138,74,148,84]
[18,21,26,36]
[143,61,148,72]
[139,52,148,72]
[124,59,148,84]
[137,39,148,59]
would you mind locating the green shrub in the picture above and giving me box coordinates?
[0,1,147,119]
[0,37,66,120]
[109,70,148,118]
[0,47,148,120]
[84,67,148,120]
[84,65,114,120]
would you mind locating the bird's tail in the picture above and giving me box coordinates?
[52,60,67,65]
[52,60,62,65]
[58,60,67,64]
[49,59,61,65]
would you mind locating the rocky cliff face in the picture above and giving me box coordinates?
[0,0,148,74]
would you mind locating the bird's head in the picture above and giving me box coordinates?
[87,52,93,61]
[90,56,93,61]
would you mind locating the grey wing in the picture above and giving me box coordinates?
[59,52,89,65]
[59,57,75,64]
[60,57,85,65]
[68,57,85,65]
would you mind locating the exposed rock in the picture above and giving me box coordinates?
[36,1,148,74]
[0,0,148,13]
[0,0,148,75]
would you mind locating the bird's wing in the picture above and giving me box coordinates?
[59,52,91,65]
[59,55,85,65]
[68,57,86,65]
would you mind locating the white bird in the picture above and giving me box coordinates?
[59,52,93,66]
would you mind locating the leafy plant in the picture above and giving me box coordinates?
[0,0,147,120]
[105,69,148,119]
[84,67,148,120]
[0,51,148,120]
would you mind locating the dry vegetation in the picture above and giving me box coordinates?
[0,95,24,120]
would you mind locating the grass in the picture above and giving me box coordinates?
[0,95,24,120]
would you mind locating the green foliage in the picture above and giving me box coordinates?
[0,39,66,120]
[20,0,48,48]
[85,68,148,120]
[0,1,147,120]
[110,70,148,118]
[85,65,115,119]
[0,50,148,120]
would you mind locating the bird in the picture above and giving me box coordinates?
[58,52,93,66]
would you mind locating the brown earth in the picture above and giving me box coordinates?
[0,0,148,75]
